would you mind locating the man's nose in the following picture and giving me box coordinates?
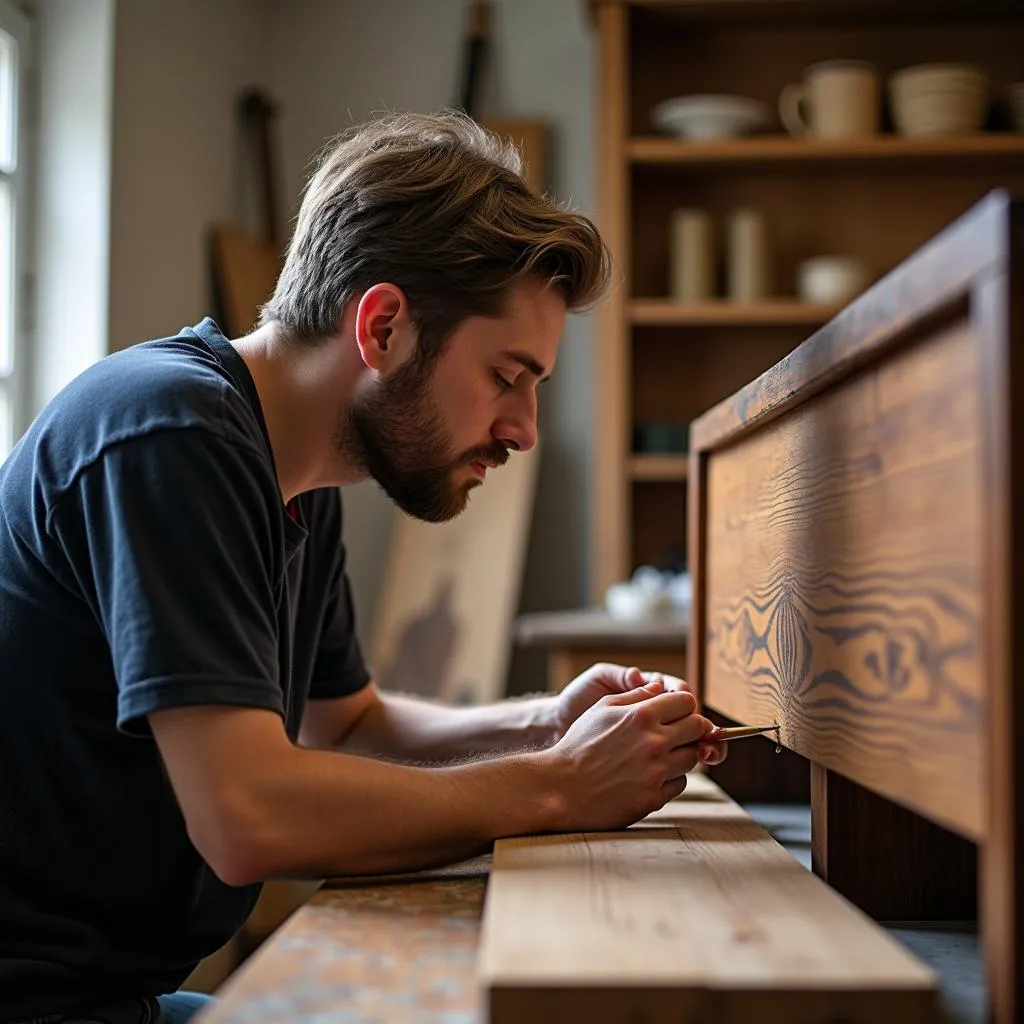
[494,394,538,454]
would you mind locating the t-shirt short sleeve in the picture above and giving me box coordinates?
[47,427,288,734]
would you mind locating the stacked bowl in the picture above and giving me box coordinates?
[889,63,989,137]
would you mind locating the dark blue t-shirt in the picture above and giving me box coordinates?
[0,319,370,1021]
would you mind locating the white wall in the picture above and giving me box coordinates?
[107,0,266,352]
[32,0,114,412]
[264,0,599,682]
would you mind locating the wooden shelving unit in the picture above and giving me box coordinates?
[591,0,1024,602]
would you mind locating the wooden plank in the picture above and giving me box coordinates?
[371,446,539,705]
[701,314,985,839]
[811,764,977,921]
[485,119,547,193]
[479,774,938,1023]
[591,1,631,601]
[207,224,280,338]
[689,190,1006,454]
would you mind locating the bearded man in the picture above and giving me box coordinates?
[0,111,724,1024]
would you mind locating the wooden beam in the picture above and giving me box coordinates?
[479,774,938,1023]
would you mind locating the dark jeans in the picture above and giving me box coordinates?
[55,991,213,1024]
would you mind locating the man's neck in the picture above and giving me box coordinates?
[231,323,368,502]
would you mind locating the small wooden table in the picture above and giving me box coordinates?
[513,607,687,690]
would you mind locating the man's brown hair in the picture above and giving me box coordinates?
[261,110,611,359]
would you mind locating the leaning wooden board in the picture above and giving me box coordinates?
[687,191,1024,1023]
[478,773,937,1023]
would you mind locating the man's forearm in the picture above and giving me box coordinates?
[245,743,565,880]
[341,691,562,763]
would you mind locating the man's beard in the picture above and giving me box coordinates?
[340,354,509,523]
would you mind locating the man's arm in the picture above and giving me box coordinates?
[299,683,560,762]
[152,704,562,884]
[151,683,708,885]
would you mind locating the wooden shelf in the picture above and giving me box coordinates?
[629,134,1024,168]
[629,454,689,481]
[629,298,840,327]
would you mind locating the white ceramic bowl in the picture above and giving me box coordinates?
[797,255,870,305]
[652,95,771,141]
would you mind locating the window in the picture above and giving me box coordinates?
[0,0,29,460]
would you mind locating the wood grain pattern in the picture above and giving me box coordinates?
[479,773,937,1023]
[703,315,985,838]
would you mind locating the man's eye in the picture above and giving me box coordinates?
[494,371,514,391]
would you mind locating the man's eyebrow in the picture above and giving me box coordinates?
[504,350,550,383]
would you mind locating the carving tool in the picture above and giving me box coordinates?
[694,724,779,744]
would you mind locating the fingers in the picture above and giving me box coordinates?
[603,679,666,706]
[642,670,693,695]
[642,689,697,723]
[661,774,688,803]
[665,744,701,778]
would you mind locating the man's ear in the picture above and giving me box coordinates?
[353,283,416,371]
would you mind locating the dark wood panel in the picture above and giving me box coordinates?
[703,316,985,839]
[811,765,977,921]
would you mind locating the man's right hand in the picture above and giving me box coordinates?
[541,680,710,832]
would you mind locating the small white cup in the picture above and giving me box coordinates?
[797,256,869,305]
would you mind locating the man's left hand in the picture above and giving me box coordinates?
[553,662,727,766]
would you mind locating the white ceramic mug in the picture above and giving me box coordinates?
[797,256,869,305]
[780,60,880,139]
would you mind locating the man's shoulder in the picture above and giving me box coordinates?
[26,327,259,466]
